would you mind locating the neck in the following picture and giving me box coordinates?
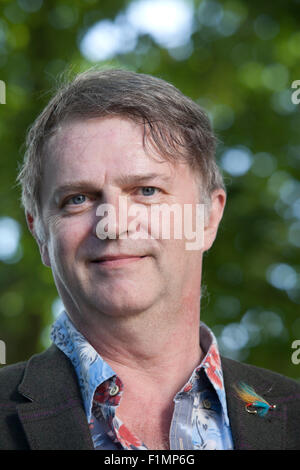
[70,291,203,394]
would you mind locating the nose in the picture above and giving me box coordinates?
[94,189,129,240]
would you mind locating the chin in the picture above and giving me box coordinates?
[95,300,151,318]
[91,288,158,318]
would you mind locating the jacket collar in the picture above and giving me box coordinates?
[16,344,94,450]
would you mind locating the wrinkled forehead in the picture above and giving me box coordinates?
[45,116,195,175]
[40,116,200,204]
[44,116,178,179]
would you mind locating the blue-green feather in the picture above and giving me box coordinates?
[235,382,275,418]
[252,401,270,417]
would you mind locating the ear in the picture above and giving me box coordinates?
[26,212,51,267]
[203,189,226,252]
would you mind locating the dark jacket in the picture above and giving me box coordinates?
[0,344,299,450]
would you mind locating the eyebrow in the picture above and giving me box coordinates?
[51,182,101,204]
[51,173,171,203]
[115,172,172,186]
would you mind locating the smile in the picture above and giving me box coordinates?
[91,256,147,268]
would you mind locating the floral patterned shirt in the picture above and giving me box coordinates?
[50,311,234,450]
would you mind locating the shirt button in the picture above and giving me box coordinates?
[109,384,119,396]
[202,399,211,409]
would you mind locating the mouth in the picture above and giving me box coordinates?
[91,255,147,268]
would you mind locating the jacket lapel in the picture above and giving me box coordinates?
[221,356,285,450]
[16,344,94,450]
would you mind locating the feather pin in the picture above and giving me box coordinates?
[234,382,276,417]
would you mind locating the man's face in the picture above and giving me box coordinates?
[35,117,222,321]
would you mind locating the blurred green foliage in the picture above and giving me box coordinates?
[0,0,299,379]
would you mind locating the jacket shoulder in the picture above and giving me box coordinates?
[0,360,28,402]
[0,345,83,450]
[221,355,300,395]
[221,356,300,450]
[0,360,31,450]
[0,344,64,403]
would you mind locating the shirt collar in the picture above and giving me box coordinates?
[50,311,230,426]
[198,322,230,426]
[50,310,116,422]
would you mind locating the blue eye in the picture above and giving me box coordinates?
[141,187,157,196]
[70,195,86,205]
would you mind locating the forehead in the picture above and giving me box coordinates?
[42,116,197,201]
[46,116,168,174]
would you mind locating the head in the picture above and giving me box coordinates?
[17,68,226,325]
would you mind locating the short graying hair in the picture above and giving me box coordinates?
[17,67,225,237]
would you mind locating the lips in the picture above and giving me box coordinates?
[92,255,146,262]
[91,254,147,267]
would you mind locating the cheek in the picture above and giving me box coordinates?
[47,216,89,261]
[146,204,203,246]
[160,237,201,275]
[159,239,187,268]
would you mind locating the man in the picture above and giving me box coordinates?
[0,69,299,450]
